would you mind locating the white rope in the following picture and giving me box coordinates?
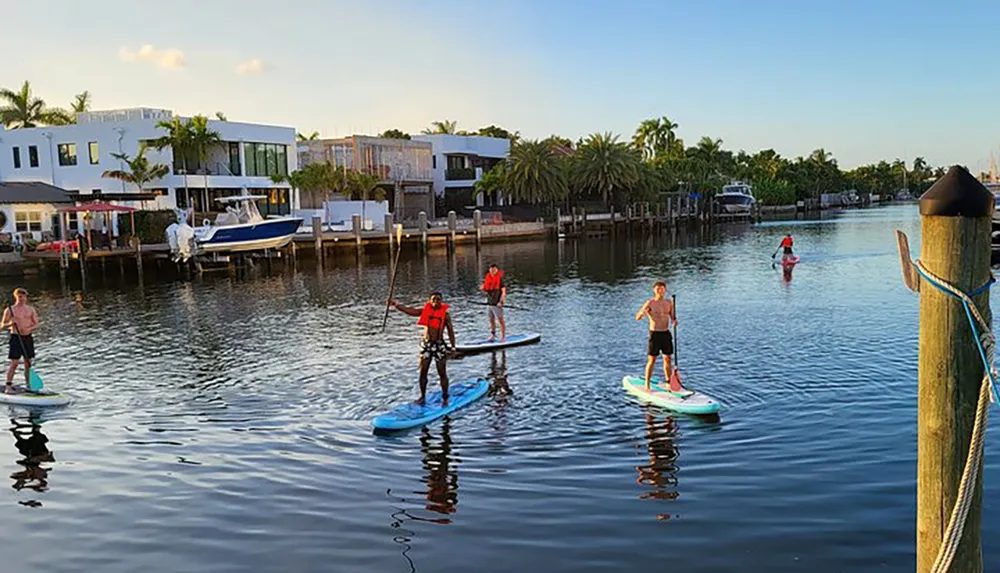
[915,260,993,573]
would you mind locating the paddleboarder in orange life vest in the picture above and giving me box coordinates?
[481,264,506,342]
[389,292,457,405]
[779,234,794,256]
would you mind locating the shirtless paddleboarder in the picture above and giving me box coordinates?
[634,281,684,392]
[390,292,457,405]
[1,288,39,394]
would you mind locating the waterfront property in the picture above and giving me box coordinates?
[0,181,74,243]
[410,134,510,214]
[297,136,434,220]
[0,108,298,216]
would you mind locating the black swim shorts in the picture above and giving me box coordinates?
[8,334,34,360]
[647,330,673,357]
[420,339,450,364]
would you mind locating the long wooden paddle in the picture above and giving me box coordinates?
[469,300,530,312]
[381,224,404,331]
[4,297,42,392]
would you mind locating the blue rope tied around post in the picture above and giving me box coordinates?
[913,259,996,573]
[913,263,998,405]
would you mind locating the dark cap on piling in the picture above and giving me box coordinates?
[919,165,994,217]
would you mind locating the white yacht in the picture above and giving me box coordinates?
[715,181,756,214]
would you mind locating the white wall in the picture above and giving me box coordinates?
[0,203,65,241]
[411,134,510,197]
[0,109,297,209]
[294,200,390,230]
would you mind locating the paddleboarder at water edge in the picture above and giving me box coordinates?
[1,288,39,394]
[390,292,457,405]
[634,281,684,392]
[481,264,507,342]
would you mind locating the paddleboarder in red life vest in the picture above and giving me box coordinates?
[389,292,457,405]
[779,234,794,257]
[481,264,506,342]
[635,281,684,392]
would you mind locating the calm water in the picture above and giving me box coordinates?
[4,204,1000,572]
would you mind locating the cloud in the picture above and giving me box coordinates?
[236,58,265,75]
[118,45,185,69]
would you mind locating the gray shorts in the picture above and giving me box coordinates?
[488,305,504,321]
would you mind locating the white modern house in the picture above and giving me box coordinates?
[411,134,509,213]
[0,108,298,218]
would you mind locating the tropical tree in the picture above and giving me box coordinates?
[271,162,346,212]
[186,115,224,210]
[571,132,641,207]
[152,117,195,206]
[632,116,681,161]
[101,143,170,193]
[544,135,575,151]
[476,125,520,142]
[422,120,458,135]
[495,139,568,205]
[71,91,91,114]
[215,111,228,121]
[0,80,72,128]
[296,131,319,141]
[379,129,410,140]
[345,170,386,223]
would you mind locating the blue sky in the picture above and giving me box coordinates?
[2,0,996,170]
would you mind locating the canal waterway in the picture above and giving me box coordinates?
[3,203,999,572]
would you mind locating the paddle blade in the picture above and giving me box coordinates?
[669,367,683,392]
[28,368,43,391]
[395,223,403,243]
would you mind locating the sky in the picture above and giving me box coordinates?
[2,0,998,170]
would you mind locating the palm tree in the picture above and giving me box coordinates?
[501,139,568,205]
[632,117,679,161]
[422,120,458,135]
[152,117,194,207]
[296,131,319,141]
[0,81,72,128]
[215,111,227,121]
[379,129,410,140]
[102,144,170,193]
[71,91,91,113]
[273,162,346,214]
[346,170,386,225]
[572,133,640,206]
[188,115,223,211]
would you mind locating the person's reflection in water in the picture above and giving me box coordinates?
[782,264,794,284]
[9,414,54,505]
[418,418,458,521]
[636,409,680,520]
[388,419,459,573]
[486,350,511,397]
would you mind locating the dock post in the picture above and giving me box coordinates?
[385,213,395,256]
[914,167,992,573]
[448,210,457,252]
[352,214,362,259]
[555,207,562,237]
[312,216,323,267]
[571,207,578,234]
[418,211,428,251]
[610,205,616,235]
[580,207,587,234]
[473,210,482,249]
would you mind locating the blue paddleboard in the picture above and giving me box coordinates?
[372,378,490,431]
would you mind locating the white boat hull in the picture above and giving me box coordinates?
[195,234,297,253]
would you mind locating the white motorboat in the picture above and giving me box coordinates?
[715,181,756,214]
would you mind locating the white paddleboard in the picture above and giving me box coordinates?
[455,332,541,354]
[0,386,71,407]
[622,375,720,415]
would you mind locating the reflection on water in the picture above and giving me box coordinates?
[486,350,512,398]
[388,419,459,573]
[635,409,680,521]
[9,412,54,505]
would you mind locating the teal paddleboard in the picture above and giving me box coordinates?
[622,375,720,415]
[372,378,490,431]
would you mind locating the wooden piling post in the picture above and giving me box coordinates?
[571,207,578,234]
[312,216,323,266]
[418,211,428,251]
[580,207,587,233]
[916,166,993,573]
[352,214,363,259]
[385,213,395,256]
[473,209,482,249]
[555,207,562,237]
[447,210,457,252]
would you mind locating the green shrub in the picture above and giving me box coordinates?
[118,210,177,243]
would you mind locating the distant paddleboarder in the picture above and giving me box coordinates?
[390,292,457,405]
[1,288,39,394]
[634,281,683,392]
[481,264,507,342]
[777,234,794,257]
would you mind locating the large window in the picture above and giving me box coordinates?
[11,147,20,169]
[260,188,290,216]
[58,143,78,166]
[88,141,99,164]
[28,146,38,168]
[228,142,241,175]
[243,143,288,177]
[15,211,42,232]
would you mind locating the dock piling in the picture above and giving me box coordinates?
[914,166,993,573]
[312,216,323,266]
[473,210,482,249]
[418,211,428,251]
[447,211,457,252]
